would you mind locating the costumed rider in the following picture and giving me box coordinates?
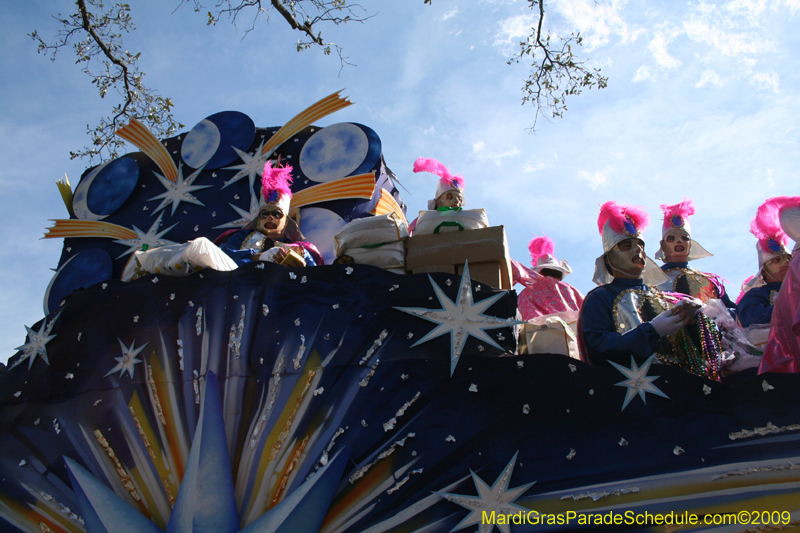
[579,201,725,380]
[759,196,800,373]
[514,235,584,321]
[737,198,793,329]
[656,198,736,310]
[407,157,466,235]
[218,162,323,267]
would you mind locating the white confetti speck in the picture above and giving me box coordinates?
[133,316,139,323]
[468,383,478,392]
[361,420,368,427]
[93,400,102,406]
[170,293,175,300]
[445,279,452,286]
[673,446,685,455]
[77,332,82,341]
[566,448,576,460]
[65,373,74,380]
[14,391,21,398]
[475,285,481,292]
[589,389,594,395]
[389,284,399,291]
[703,384,712,395]
[618,438,628,446]
[477,345,485,352]
[412,450,417,456]
[332,303,339,309]
[33,418,40,425]
[517,360,524,368]
[152,277,159,284]
[569,364,577,372]
[289,272,297,280]
[407,332,413,339]
[233,295,239,300]
[324,333,330,340]
[401,374,409,380]
[762,380,774,392]
[18,460,26,467]
[101,283,107,289]
[346,267,353,275]
[445,435,456,442]
[522,404,530,414]
[301,276,307,283]
[497,333,505,341]
[294,318,301,326]
[234,194,240,200]
[194,225,199,232]
[314,387,324,396]
[188,301,194,307]
[262,304,269,316]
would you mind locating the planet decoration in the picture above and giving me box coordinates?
[180,111,256,170]
[71,157,140,221]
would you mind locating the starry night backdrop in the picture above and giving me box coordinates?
[1,101,800,532]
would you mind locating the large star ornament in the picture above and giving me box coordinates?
[436,451,535,533]
[609,355,670,411]
[149,162,211,216]
[394,262,521,376]
[221,140,270,190]
[214,194,260,230]
[104,339,148,379]
[12,312,61,370]
[113,211,178,258]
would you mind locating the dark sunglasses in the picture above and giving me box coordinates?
[259,209,285,220]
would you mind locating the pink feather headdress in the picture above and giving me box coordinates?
[751,198,789,254]
[597,201,649,236]
[413,157,465,192]
[660,198,695,231]
[528,235,555,265]
[261,162,294,205]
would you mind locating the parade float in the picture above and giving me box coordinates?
[2,93,800,533]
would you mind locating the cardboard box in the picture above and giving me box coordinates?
[405,226,512,289]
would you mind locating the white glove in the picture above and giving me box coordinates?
[258,247,281,263]
[650,309,684,337]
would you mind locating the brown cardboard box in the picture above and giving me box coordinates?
[405,226,512,289]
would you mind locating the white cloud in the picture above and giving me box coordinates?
[493,14,535,55]
[632,65,654,82]
[752,70,779,92]
[696,69,721,87]
[649,31,682,69]
[441,7,459,21]
[422,125,436,135]
[784,0,800,15]
[578,169,610,189]
[753,167,775,187]
[553,0,638,50]
[523,160,546,173]
[471,140,520,165]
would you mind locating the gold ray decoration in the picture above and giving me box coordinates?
[261,90,353,157]
[370,188,407,223]
[43,220,137,240]
[55,174,74,217]
[116,118,178,182]
[290,173,376,209]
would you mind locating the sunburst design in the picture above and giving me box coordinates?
[609,355,670,411]
[11,312,61,371]
[394,262,521,376]
[104,339,148,379]
[112,212,178,258]
[435,451,535,533]
[149,162,211,216]
[221,139,271,190]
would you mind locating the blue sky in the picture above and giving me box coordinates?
[1,0,798,364]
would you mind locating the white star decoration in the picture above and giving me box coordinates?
[436,451,534,533]
[113,212,178,258]
[149,162,211,216]
[394,262,521,376]
[609,355,670,411]
[214,194,260,230]
[12,313,61,370]
[221,140,271,190]
[104,339,148,379]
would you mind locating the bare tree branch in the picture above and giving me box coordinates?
[30,0,183,161]
[509,0,608,131]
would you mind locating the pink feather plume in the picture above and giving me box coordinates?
[660,198,695,228]
[752,199,789,252]
[413,157,464,190]
[528,235,555,265]
[597,201,649,235]
[261,163,294,200]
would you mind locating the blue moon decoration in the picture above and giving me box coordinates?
[43,248,113,315]
[299,123,381,183]
[72,157,140,221]
[181,111,255,170]
[298,207,346,265]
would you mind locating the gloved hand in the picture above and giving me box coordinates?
[258,247,281,263]
[650,308,684,336]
